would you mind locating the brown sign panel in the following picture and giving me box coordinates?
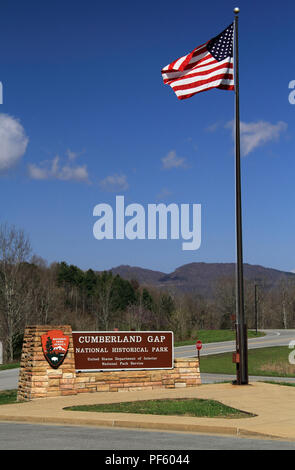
[72,331,174,371]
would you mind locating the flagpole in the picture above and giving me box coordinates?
[233,7,248,385]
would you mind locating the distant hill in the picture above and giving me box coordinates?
[110,265,165,285]
[110,262,295,297]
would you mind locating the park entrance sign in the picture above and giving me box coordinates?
[18,326,200,401]
[72,331,174,371]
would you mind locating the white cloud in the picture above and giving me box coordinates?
[206,121,223,133]
[225,120,287,156]
[28,154,89,183]
[28,164,48,180]
[0,114,29,171]
[66,149,79,161]
[99,173,129,192]
[161,150,187,169]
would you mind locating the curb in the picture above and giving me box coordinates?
[0,413,293,442]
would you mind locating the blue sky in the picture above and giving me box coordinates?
[0,0,294,274]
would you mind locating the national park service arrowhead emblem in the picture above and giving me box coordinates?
[41,330,69,369]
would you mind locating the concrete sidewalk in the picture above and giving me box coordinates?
[0,382,294,442]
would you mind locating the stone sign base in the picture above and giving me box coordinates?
[17,325,201,401]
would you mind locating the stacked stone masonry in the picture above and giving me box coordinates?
[17,325,201,401]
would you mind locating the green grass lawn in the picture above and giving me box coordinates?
[0,362,20,371]
[174,330,265,347]
[0,390,17,405]
[200,346,295,377]
[65,398,254,419]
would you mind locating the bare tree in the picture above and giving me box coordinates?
[0,224,32,361]
[213,276,236,329]
[95,272,114,330]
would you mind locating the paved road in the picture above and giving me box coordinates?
[174,329,295,358]
[1,329,294,390]
[0,368,19,391]
[0,422,294,450]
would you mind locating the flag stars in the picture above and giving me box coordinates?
[207,24,233,61]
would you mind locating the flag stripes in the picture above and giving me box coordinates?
[161,24,234,100]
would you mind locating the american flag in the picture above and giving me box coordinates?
[161,24,234,100]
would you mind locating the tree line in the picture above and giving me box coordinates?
[0,224,295,363]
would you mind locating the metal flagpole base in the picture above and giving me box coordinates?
[232,323,248,385]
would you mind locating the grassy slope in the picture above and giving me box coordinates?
[200,346,295,377]
[0,390,17,405]
[0,363,20,371]
[175,330,265,347]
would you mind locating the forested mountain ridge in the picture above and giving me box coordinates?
[110,262,295,296]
